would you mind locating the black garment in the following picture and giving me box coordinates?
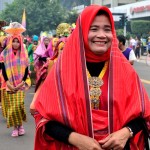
[22,67,29,81]
[38,57,47,62]
[45,118,144,145]
[86,61,105,76]
[1,62,28,82]
[1,63,8,81]
[135,40,141,59]
[45,121,74,144]
[0,62,2,70]
[44,62,145,146]
[125,118,150,150]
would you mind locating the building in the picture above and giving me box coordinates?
[0,0,14,11]
[109,0,150,21]
[92,0,146,8]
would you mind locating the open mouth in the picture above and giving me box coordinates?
[94,41,107,44]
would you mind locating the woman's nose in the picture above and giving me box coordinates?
[96,30,106,38]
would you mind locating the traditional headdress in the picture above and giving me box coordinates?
[3,22,26,35]
[56,23,71,37]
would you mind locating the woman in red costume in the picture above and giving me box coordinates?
[31,5,150,150]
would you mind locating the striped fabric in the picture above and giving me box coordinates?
[6,91,26,128]
[1,89,8,118]
[1,35,29,91]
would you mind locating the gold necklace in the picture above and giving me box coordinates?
[87,61,109,109]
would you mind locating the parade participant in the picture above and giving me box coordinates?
[28,35,39,69]
[129,37,136,51]
[28,35,38,85]
[50,37,67,61]
[117,35,136,65]
[43,37,59,58]
[33,36,50,84]
[1,22,31,137]
[23,37,31,49]
[135,37,141,61]
[32,37,67,92]
[32,5,150,150]
[32,26,68,92]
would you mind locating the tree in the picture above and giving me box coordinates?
[0,0,68,35]
[131,20,150,37]
[65,10,78,24]
[61,0,90,9]
[116,29,133,40]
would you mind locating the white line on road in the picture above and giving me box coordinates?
[141,79,150,84]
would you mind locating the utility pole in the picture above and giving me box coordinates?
[124,24,126,37]
[111,0,113,8]
[123,15,128,37]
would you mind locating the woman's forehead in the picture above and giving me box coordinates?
[90,15,111,26]
[13,37,19,41]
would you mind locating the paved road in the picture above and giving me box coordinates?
[134,56,150,97]
[0,87,35,150]
[0,58,149,150]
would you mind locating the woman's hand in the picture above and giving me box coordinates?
[68,132,103,150]
[99,127,131,150]
[15,81,25,91]
[6,81,16,92]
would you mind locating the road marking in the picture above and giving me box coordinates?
[141,79,150,84]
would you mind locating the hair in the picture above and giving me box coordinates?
[117,35,126,45]
[96,10,110,18]
[12,37,19,42]
[96,10,111,28]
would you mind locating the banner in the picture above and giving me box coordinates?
[21,9,26,28]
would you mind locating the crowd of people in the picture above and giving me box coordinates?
[0,21,70,137]
[0,4,150,150]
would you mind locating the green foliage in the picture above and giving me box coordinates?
[0,0,76,35]
[131,20,150,36]
[65,10,78,24]
[116,29,124,36]
[116,29,134,40]
[61,0,90,9]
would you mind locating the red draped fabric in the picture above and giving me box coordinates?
[34,5,150,150]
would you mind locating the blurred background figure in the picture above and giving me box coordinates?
[117,35,136,65]
[27,35,39,85]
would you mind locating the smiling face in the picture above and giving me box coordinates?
[88,14,113,55]
[12,38,20,50]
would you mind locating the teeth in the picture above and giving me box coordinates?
[94,42,106,44]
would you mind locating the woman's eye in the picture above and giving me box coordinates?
[90,28,97,31]
[105,28,111,32]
